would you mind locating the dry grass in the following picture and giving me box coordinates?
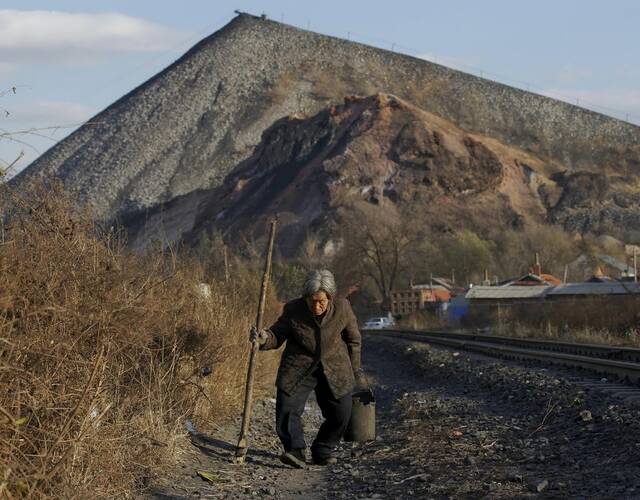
[494,320,640,348]
[0,182,280,498]
[469,297,640,347]
[397,309,447,330]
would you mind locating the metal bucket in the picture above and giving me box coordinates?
[344,389,376,442]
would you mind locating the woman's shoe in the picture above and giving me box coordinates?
[280,449,306,468]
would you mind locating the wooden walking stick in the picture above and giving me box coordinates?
[234,218,277,463]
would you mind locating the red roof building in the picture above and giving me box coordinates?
[502,256,562,287]
[390,284,451,315]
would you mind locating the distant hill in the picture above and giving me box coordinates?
[12,13,640,247]
[124,93,640,256]
[126,93,535,253]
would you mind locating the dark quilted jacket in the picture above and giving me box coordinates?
[261,298,362,399]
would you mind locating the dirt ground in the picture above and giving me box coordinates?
[148,335,640,499]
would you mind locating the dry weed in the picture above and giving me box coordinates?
[0,182,279,498]
[475,297,640,347]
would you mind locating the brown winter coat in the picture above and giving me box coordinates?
[261,297,362,399]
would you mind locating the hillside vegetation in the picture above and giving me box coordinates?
[0,183,279,498]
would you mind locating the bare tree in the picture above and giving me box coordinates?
[442,230,495,285]
[334,206,414,311]
[493,224,579,279]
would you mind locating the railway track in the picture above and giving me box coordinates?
[367,329,640,386]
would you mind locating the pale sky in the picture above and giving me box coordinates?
[1,0,639,175]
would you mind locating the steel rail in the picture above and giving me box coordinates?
[367,329,640,384]
[369,329,640,363]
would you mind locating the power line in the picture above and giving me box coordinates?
[289,19,640,125]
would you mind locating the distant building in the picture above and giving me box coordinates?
[429,277,456,291]
[465,285,551,304]
[595,254,636,279]
[390,283,451,315]
[502,273,561,287]
[500,257,562,287]
[546,281,640,299]
[456,253,640,327]
[586,266,614,283]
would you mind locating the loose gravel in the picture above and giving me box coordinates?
[148,334,640,499]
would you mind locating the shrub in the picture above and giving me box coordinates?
[466,296,640,347]
[0,182,279,498]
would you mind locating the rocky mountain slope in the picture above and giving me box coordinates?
[11,13,640,243]
[122,92,640,255]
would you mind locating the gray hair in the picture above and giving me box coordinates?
[302,269,337,298]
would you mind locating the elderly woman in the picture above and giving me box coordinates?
[251,269,363,468]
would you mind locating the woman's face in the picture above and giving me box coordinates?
[306,291,330,316]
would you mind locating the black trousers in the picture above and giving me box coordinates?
[275,364,352,459]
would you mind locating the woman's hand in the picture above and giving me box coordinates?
[249,326,269,346]
[354,368,368,389]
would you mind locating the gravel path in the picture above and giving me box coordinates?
[148,335,640,499]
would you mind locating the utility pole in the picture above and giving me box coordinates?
[634,247,638,283]
[563,264,568,284]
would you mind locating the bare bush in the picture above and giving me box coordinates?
[397,309,447,330]
[493,224,580,279]
[333,204,414,312]
[467,296,640,347]
[0,182,279,498]
[428,230,496,286]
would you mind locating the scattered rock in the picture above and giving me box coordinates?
[260,486,276,496]
[529,479,549,493]
[150,335,640,499]
[580,410,593,422]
